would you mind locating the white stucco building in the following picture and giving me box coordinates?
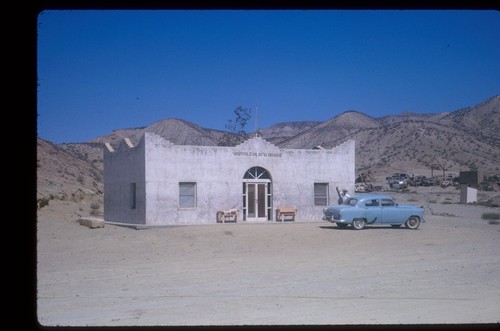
[104,132,355,226]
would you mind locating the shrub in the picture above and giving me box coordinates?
[482,212,500,224]
[90,202,101,216]
[37,197,50,209]
[479,200,500,208]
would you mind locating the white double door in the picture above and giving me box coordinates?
[245,182,269,222]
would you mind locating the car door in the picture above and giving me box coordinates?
[363,198,381,224]
[381,198,403,223]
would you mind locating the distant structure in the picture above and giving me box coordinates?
[104,133,355,226]
[459,170,480,203]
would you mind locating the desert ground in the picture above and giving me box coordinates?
[36,186,500,327]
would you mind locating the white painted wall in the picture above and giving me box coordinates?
[104,138,146,224]
[104,132,355,225]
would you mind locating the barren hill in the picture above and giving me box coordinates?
[37,95,500,220]
[378,112,448,126]
[320,110,381,129]
[277,110,381,149]
[277,95,500,176]
[351,120,498,175]
[254,121,321,145]
[37,138,104,217]
[91,118,222,146]
[438,95,500,146]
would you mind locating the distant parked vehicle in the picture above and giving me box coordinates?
[322,193,425,230]
[411,176,423,186]
[394,173,410,179]
[423,178,435,186]
[355,183,373,193]
[388,177,408,189]
[412,176,432,186]
[386,173,410,181]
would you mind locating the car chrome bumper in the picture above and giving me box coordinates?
[322,216,347,224]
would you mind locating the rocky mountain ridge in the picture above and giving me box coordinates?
[37,95,500,218]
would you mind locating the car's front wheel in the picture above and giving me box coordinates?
[352,218,365,230]
[405,216,420,230]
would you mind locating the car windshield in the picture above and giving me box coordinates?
[344,197,358,206]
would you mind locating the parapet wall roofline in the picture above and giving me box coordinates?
[104,137,138,153]
[104,142,114,152]
[234,136,280,151]
[124,138,134,148]
[105,132,354,152]
[333,139,355,150]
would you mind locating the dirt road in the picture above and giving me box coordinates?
[37,202,500,326]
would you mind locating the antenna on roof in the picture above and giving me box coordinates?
[255,104,259,137]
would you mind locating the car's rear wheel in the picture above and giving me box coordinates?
[405,216,420,229]
[337,223,348,229]
[352,218,365,230]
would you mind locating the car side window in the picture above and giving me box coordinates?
[381,199,395,207]
[365,199,379,207]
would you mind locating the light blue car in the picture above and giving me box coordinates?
[322,193,425,230]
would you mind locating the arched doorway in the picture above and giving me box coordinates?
[243,166,272,222]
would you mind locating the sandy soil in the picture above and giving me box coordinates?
[36,188,500,327]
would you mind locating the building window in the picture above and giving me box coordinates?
[179,182,196,208]
[244,166,271,180]
[130,183,136,209]
[314,183,329,206]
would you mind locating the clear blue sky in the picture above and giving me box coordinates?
[37,9,500,143]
